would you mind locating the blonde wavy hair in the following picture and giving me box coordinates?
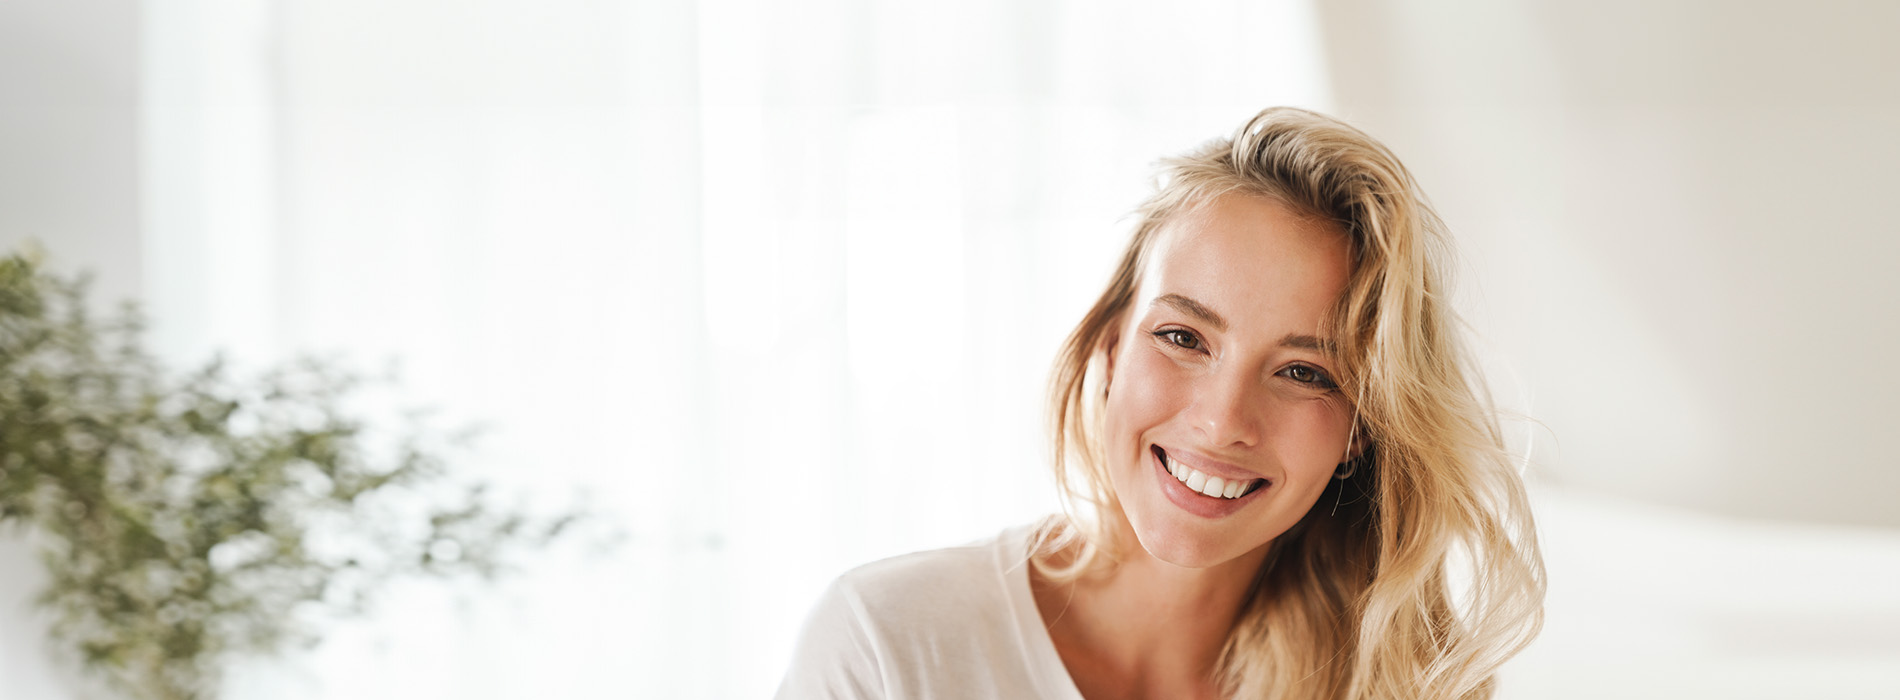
[1034,107,1545,700]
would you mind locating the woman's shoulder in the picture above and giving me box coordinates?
[828,522,1039,621]
[775,522,1056,699]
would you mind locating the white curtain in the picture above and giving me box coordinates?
[141,1,1330,697]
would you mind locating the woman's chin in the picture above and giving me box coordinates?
[1126,513,1264,570]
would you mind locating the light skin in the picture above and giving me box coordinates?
[1032,193,1356,700]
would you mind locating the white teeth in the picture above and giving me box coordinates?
[1201,476,1225,498]
[1164,452,1259,500]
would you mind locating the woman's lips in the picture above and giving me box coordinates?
[1152,445,1268,496]
[1151,445,1269,518]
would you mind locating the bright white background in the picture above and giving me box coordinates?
[2,1,1896,699]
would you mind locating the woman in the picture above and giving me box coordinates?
[777,107,1545,700]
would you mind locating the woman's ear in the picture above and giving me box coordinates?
[1340,417,1369,462]
[1341,430,1373,468]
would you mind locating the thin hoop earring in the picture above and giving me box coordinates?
[1333,459,1356,480]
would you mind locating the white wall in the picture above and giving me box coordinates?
[0,0,142,300]
[1317,0,1900,528]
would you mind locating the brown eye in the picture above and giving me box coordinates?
[1155,329,1201,350]
[1282,364,1337,389]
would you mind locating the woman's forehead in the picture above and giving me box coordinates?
[1136,194,1351,338]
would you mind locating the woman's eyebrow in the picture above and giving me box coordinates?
[1153,293,1227,331]
[1277,333,1331,352]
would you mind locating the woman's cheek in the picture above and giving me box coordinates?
[1274,399,1353,476]
[1114,349,1189,432]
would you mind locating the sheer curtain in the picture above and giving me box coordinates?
[142,1,1329,697]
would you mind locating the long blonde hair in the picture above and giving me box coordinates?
[1035,107,1544,700]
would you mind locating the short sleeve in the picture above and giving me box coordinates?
[773,576,885,700]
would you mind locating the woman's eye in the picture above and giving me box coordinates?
[1282,364,1336,389]
[1155,329,1201,351]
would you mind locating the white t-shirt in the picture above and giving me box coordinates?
[774,522,1087,699]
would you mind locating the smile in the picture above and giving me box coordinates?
[1152,445,1267,500]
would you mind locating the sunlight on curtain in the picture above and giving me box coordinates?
[142,1,1330,697]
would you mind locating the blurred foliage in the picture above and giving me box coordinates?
[0,247,580,700]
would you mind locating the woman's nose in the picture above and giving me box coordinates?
[1187,368,1262,448]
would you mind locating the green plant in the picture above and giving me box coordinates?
[0,247,578,700]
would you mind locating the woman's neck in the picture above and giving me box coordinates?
[1033,518,1270,700]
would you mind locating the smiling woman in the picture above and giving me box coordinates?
[775,108,1545,700]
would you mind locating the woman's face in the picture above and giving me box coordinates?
[1103,193,1356,570]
